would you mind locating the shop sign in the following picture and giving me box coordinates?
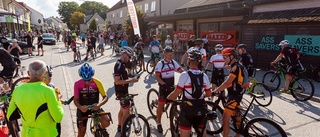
[254,35,283,51]
[285,35,320,56]
[173,31,195,42]
[201,31,237,45]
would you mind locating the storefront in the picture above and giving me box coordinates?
[240,7,320,69]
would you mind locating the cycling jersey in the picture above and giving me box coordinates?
[227,63,247,101]
[74,78,106,106]
[208,54,224,69]
[121,40,128,47]
[134,43,144,53]
[280,47,299,65]
[149,40,160,53]
[114,60,129,94]
[155,59,181,81]
[7,82,64,137]
[0,48,16,68]
[176,69,211,100]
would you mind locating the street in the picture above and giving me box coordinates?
[17,41,320,137]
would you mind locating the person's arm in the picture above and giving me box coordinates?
[46,88,64,123]
[205,56,214,70]
[17,45,22,53]
[93,78,108,109]
[271,54,284,65]
[180,52,188,65]
[173,60,184,73]
[201,50,207,67]
[204,74,212,97]
[114,76,138,85]
[213,66,237,93]
[7,45,12,52]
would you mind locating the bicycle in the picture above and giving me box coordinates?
[11,77,30,91]
[86,44,95,60]
[112,42,121,55]
[76,46,81,62]
[302,62,320,82]
[204,91,287,136]
[262,62,314,101]
[0,89,20,137]
[117,94,150,137]
[81,104,112,137]
[146,53,161,74]
[130,52,143,76]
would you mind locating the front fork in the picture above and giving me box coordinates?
[131,106,142,133]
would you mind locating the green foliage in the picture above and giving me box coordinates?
[70,11,85,30]
[89,19,97,31]
[80,1,109,17]
[124,7,149,39]
[57,2,80,28]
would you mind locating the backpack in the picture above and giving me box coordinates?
[289,47,301,60]
[235,63,249,89]
[185,71,204,99]
[161,60,175,71]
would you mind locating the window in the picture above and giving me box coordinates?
[112,13,115,18]
[122,0,125,4]
[95,18,98,21]
[120,10,123,18]
[151,1,156,12]
[145,3,148,12]
[220,22,235,31]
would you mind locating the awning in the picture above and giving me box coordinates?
[243,7,320,24]
[144,7,247,22]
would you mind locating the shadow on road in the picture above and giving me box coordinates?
[106,86,116,99]
[144,74,157,89]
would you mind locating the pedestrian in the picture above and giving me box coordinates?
[7,60,64,137]
[37,33,44,56]
[7,39,22,67]
[90,33,97,55]
[172,34,182,61]
[121,34,129,48]
[164,35,173,48]
[98,33,105,56]
[24,31,34,56]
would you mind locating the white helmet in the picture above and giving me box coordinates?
[279,40,289,46]
[215,44,224,51]
[121,46,134,56]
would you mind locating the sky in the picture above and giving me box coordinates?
[19,0,119,18]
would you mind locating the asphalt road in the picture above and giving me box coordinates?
[16,40,320,137]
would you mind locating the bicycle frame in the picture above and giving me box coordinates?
[128,96,143,132]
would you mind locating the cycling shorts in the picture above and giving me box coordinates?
[211,68,224,86]
[76,108,104,128]
[178,109,206,131]
[0,66,15,78]
[151,53,160,60]
[286,65,298,76]
[158,85,174,102]
[72,48,76,53]
[116,91,130,109]
[81,38,85,42]
[86,46,93,52]
[224,99,240,116]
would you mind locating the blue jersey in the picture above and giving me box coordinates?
[121,40,128,47]
[149,41,160,47]
[80,33,86,39]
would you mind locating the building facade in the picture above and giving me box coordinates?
[80,13,106,32]
[25,5,44,32]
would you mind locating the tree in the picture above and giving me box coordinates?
[80,1,109,17]
[57,2,80,28]
[124,8,149,42]
[89,19,97,31]
[70,11,85,30]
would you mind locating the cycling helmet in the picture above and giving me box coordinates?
[222,48,238,57]
[121,46,134,56]
[188,49,202,62]
[237,44,247,49]
[78,63,95,81]
[194,38,204,45]
[215,44,224,51]
[279,40,289,46]
[72,33,77,38]
[163,46,174,53]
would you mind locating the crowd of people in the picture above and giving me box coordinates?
[0,27,304,137]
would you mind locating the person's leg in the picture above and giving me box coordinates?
[222,112,231,137]
[117,108,123,131]
[41,47,44,56]
[56,123,61,137]
[76,110,88,137]
[37,47,40,55]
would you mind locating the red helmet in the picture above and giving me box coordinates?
[222,48,237,56]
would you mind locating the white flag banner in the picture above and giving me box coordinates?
[126,0,141,37]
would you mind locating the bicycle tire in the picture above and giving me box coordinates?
[146,59,155,74]
[135,60,142,73]
[12,67,19,78]
[312,66,320,82]
[121,114,150,137]
[252,83,272,107]
[169,103,180,137]
[262,71,281,92]
[147,88,159,118]
[11,77,30,91]
[290,77,315,101]
[244,117,287,137]
[205,101,224,134]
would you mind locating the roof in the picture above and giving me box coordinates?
[85,14,94,23]
[177,0,236,10]
[244,7,320,24]
[108,0,143,12]
[84,13,104,24]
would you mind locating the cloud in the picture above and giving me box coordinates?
[19,0,118,18]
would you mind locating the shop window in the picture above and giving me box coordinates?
[199,23,219,33]
[220,22,235,31]
[151,1,156,12]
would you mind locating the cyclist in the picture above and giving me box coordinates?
[149,35,162,65]
[205,44,225,89]
[84,38,94,61]
[90,33,97,55]
[181,38,207,70]
[7,39,22,67]
[70,35,79,62]
[154,46,184,133]
[187,35,196,49]
[134,38,146,71]
[36,33,44,56]
[0,48,16,84]
[74,63,110,137]
[120,34,129,48]
[7,60,64,137]
[270,40,302,93]
[213,48,249,137]
[236,44,254,77]
[113,46,139,132]
[167,49,212,137]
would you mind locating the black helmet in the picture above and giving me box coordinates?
[236,44,247,49]
[188,49,202,62]
[194,38,204,45]
[163,46,174,53]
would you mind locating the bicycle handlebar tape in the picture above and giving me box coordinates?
[66,96,74,105]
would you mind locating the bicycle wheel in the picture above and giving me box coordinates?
[7,119,20,137]
[252,83,272,107]
[205,101,224,134]
[289,77,314,101]
[146,59,155,74]
[135,60,142,73]
[312,66,320,82]
[244,117,287,137]
[169,103,180,137]
[147,88,159,118]
[11,77,30,91]
[262,71,281,92]
[121,114,150,137]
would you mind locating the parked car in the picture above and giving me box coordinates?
[42,33,56,45]
[0,37,33,54]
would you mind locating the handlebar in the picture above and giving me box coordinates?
[116,93,138,100]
